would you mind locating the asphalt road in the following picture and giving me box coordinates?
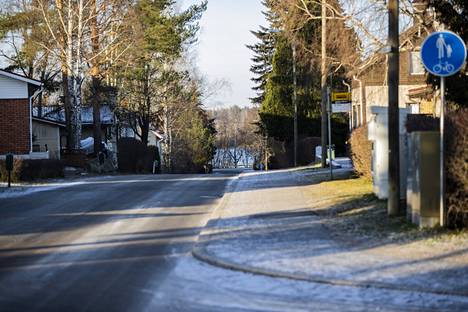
[0,171,239,312]
[1,170,467,312]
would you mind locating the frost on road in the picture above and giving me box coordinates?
[0,171,467,311]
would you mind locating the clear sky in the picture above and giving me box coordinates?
[181,0,267,108]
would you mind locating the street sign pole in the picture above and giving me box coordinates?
[440,77,446,226]
[5,153,13,188]
[292,44,298,168]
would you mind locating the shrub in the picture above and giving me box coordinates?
[446,109,468,228]
[62,149,88,168]
[0,159,64,182]
[298,137,321,165]
[348,125,372,179]
[117,138,159,174]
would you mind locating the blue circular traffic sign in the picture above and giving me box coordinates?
[421,31,467,77]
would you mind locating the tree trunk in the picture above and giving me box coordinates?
[62,71,73,150]
[140,117,150,146]
[91,0,102,155]
[92,78,102,154]
[69,75,82,150]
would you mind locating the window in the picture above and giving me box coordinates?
[410,51,425,75]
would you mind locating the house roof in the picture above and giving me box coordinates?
[408,85,433,98]
[151,130,166,141]
[34,105,114,125]
[355,24,431,77]
[0,69,43,87]
[32,117,66,127]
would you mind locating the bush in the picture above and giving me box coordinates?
[117,138,159,174]
[348,125,372,179]
[0,158,64,182]
[298,137,321,165]
[446,109,468,228]
[62,149,88,168]
[259,113,350,157]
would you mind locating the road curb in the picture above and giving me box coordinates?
[192,244,468,298]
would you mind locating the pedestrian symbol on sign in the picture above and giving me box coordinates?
[433,34,455,74]
[436,34,451,59]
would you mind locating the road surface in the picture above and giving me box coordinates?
[0,172,237,311]
[1,170,467,312]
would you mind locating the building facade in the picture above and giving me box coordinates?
[0,70,43,157]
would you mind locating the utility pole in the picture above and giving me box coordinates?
[387,0,400,216]
[292,44,298,167]
[320,0,328,168]
[327,87,333,180]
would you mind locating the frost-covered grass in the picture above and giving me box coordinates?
[303,177,468,248]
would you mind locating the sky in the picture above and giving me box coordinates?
[180,0,267,108]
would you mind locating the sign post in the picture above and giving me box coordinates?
[421,31,467,226]
[327,87,333,180]
[5,153,13,188]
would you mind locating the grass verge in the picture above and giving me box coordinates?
[302,176,468,248]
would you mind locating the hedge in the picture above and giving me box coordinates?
[348,124,372,179]
[446,109,468,228]
[0,159,64,182]
[117,138,159,174]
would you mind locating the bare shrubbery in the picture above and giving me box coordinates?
[446,109,468,228]
[0,159,64,182]
[348,125,372,179]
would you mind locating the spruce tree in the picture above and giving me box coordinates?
[247,0,279,106]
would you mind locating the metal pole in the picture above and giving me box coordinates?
[343,80,352,131]
[387,0,401,216]
[327,87,333,180]
[264,135,269,171]
[440,77,446,226]
[292,44,298,168]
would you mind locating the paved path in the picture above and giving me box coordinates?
[193,169,468,311]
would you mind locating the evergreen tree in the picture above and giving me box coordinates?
[118,0,207,146]
[428,0,468,107]
[247,26,275,105]
[247,0,279,106]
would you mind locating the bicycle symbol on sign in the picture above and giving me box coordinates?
[433,62,455,74]
[433,34,455,74]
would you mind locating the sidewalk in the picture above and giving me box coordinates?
[0,174,117,198]
[193,168,468,297]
